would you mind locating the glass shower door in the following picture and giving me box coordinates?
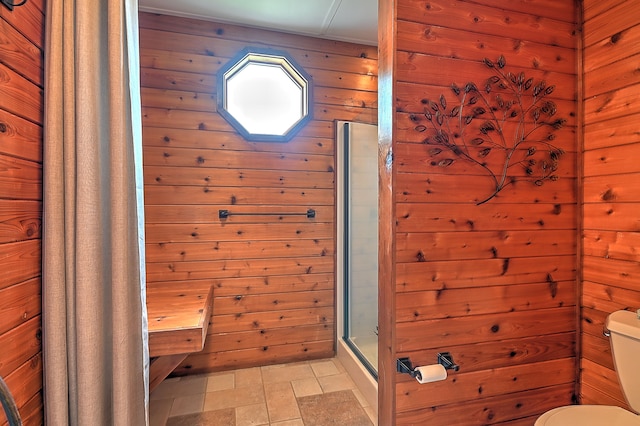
[342,121,378,377]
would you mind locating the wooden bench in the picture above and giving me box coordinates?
[146,283,213,392]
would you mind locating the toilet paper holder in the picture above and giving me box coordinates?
[396,352,460,378]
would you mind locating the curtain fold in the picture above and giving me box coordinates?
[43,0,148,424]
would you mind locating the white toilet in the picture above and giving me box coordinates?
[535,310,640,425]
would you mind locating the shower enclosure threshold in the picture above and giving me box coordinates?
[337,339,378,417]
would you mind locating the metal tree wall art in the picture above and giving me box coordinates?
[414,55,566,205]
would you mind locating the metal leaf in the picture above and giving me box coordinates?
[440,94,447,109]
[451,83,461,96]
[533,80,546,97]
[497,55,506,68]
[524,77,534,90]
[438,158,454,167]
[436,111,444,126]
[550,119,566,129]
[532,108,541,121]
[473,107,486,116]
[484,121,496,131]
[429,148,442,156]
[464,82,477,93]
[483,58,495,68]
[478,147,492,158]
[470,138,484,146]
[541,101,557,116]
[450,106,460,117]
[415,125,427,132]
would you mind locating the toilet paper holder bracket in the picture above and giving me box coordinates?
[396,352,460,378]
[437,352,460,371]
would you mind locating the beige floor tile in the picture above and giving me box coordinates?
[264,381,301,422]
[235,367,263,388]
[270,420,305,426]
[261,363,314,384]
[310,360,340,378]
[207,372,235,392]
[291,377,323,398]
[235,403,269,426]
[203,385,265,411]
[151,376,207,400]
[317,373,357,393]
[166,409,235,426]
[150,377,179,401]
[149,398,172,426]
[169,392,205,417]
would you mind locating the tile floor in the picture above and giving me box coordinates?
[150,358,377,426]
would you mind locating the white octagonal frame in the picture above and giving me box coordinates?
[217,47,313,142]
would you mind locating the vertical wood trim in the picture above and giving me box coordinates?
[575,0,586,404]
[378,0,397,424]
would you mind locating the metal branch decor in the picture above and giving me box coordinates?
[414,55,566,205]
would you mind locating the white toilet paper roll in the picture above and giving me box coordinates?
[415,364,447,384]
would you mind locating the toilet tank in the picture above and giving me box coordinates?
[606,310,640,413]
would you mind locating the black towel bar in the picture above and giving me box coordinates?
[219,209,316,219]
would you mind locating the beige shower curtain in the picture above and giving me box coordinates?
[42,0,148,424]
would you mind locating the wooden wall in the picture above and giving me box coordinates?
[384,1,579,424]
[139,12,377,373]
[580,0,640,408]
[0,0,44,424]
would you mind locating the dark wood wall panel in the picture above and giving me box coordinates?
[390,0,578,423]
[139,12,377,373]
[0,0,44,423]
[581,0,640,407]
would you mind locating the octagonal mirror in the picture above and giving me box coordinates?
[217,47,312,142]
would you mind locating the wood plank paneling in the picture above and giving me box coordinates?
[0,2,43,422]
[581,0,640,409]
[388,0,578,423]
[140,12,377,373]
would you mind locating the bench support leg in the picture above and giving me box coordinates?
[149,354,189,393]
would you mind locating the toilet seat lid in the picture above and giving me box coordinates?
[537,405,640,426]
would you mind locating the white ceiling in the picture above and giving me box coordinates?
[138,0,378,46]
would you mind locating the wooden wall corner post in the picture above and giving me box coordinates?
[147,284,214,392]
[378,0,398,424]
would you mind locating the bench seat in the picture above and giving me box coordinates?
[146,283,213,391]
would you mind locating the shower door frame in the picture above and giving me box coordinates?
[337,120,379,380]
